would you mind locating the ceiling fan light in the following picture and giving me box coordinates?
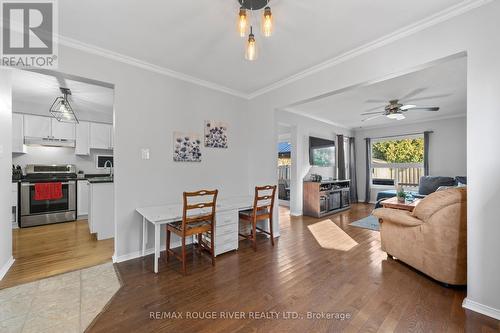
[386,113,406,120]
[245,27,257,61]
[238,7,247,37]
[261,6,273,37]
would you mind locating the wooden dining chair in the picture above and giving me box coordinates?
[238,185,277,251]
[166,189,218,275]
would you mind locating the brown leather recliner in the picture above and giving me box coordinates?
[373,187,467,285]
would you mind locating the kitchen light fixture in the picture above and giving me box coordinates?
[49,87,79,123]
[237,0,273,61]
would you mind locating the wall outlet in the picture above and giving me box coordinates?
[141,148,150,160]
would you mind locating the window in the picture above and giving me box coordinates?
[371,135,424,187]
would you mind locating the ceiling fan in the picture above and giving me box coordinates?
[361,99,439,122]
[361,87,446,122]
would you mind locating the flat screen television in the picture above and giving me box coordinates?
[309,136,335,167]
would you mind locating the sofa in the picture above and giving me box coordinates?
[373,187,467,285]
[374,176,463,208]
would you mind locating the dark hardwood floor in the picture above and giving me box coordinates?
[89,204,500,332]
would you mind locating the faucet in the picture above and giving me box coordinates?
[104,160,113,180]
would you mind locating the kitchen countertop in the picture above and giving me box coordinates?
[87,177,114,184]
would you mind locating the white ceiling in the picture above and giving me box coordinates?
[58,0,465,95]
[289,56,466,129]
[12,70,114,123]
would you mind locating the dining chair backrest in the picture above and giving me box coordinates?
[182,189,218,232]
[252,185,277,219]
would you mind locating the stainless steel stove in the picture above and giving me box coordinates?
[20,164,77,227]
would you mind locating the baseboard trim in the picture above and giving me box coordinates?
[0,256,15,280]
[463,297,500,320]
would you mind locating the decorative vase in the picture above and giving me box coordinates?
[397,195,405,203]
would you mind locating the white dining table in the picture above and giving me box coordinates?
[136,195,254,273]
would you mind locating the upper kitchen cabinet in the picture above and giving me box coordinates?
[51,118,75,140]
[90,123,113,150]
[24,114,51,138]
[75,121,91,155]
[23,114,75,140]
[12,113,26,153]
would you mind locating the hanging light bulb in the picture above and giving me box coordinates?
[245,26,257,61]
[261,6,273,37]
[238,7,248,37]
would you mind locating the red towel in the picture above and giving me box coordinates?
[34,182,63,201]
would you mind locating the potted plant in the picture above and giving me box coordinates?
[396,185,406,203]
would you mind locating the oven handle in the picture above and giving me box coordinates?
[21,182,73,187]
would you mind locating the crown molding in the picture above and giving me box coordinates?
[247,0,494,99]
[57,36,249,99]
[57,0,491,101]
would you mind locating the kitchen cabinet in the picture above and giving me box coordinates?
[90,123,112,150]
[23,114,75,140]
[77,180,89,217]
[51,118,75,140]
[12,113,26,153]
[24,114,51,138]
[75,121,90,155]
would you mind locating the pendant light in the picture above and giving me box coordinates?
[236,0,273,60]
[261,6,273,37]
[238,7,248,37]
[49,87,79,123]
[245,26,257,61]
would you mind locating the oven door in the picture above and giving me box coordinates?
[20,181,76,227]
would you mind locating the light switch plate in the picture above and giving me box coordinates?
[141,148,150,160]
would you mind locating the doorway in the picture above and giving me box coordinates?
[1,68,116,289]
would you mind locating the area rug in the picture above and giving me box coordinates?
[349,215,380,231]
[308,219,359,251]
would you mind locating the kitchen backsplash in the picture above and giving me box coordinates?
[13,146,113,175]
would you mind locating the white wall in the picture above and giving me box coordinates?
[275,110,352,215]
[56,45,251,260]
[247,2,500,319]
[12,146,113,175]
[355,116,467,202]
[0,70,14,279]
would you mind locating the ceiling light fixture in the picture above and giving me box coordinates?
[49,87,79,123]
[245,26,257,61]
[386,113,406,120]
[238,7,248,37]
[237,0,273,61]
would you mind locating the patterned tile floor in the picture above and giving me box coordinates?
[0,262,120,333]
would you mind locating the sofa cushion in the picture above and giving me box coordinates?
[418,176,456,195]
[412,187,467,222]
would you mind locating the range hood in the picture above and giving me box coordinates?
[24,136,76,148]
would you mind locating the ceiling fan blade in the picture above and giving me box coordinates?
[400,104,416,111]
[407,107,440,112]
[365,99,388,103]
[362,114,385,122]
[399,88,427,101]
[361,110,385,116]
[363,105,386,113]
[403,94,452,103]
